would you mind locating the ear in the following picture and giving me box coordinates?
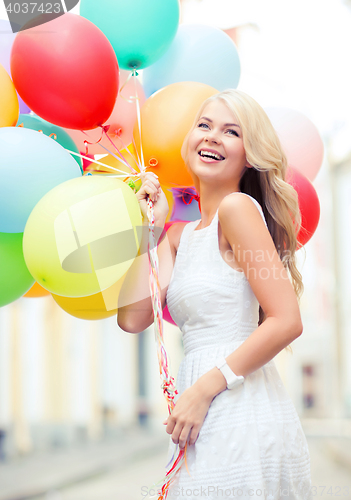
[244,158,252,169]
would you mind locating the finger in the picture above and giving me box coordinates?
[165,419,175,435]
[178,425,192,450]
[140,170,157,180]
[144,170,158,179]
[138,182,158,200]
[141,172,159,186]
[189,426,200,446]
[171,422,184,445]
[141,179,159,191]
[140,184,160,201]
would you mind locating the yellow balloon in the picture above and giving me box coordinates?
[23,176,142,298]
[87,145,175,221]
[0,63,19,127]
[51,272,127,320]
[162,186,174,222]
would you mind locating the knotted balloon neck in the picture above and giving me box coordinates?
[83,125,110,155]
[177,188,201,212]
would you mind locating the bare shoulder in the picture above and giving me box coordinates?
[218,192,267,243]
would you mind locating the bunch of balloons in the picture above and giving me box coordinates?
[0,1,322,325]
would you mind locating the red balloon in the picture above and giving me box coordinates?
[11,14,119,130]
[286,167,320,246]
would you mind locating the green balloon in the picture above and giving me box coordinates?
[17,114,83,173]
[80,0,179,70]
[0,232,35,307]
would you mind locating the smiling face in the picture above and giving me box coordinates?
[187,99,249,190]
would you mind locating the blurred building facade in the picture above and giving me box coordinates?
[0,148,350,459]
[1,0,351,460]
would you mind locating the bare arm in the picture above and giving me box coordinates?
[117,219,175,333]
[196,193,303,399]
[117,169,188,333]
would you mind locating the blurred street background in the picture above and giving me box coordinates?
[1,0,351,498]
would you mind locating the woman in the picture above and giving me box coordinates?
[117,89,312,499]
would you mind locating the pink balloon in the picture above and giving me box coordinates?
[265,107,324,182]
[0,19,30,114]
[64,70,146,154]
[163,304,177,326]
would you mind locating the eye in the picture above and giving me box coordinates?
[226,129,239,137]
[197,122,210,129]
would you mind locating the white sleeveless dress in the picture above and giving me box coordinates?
[165,193,312,500]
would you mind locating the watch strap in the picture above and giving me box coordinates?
[215,356,245,390]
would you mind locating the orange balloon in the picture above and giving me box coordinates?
[133,82,218,188]
[51,274,127,320]
[0,63,19,127]
[24,281,50,298]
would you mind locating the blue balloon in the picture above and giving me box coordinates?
[16,114,83,173]
[143,24,241,98]
[0,127,82,233]
[80,0,179,70]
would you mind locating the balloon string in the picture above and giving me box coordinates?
[133,69,145,170]
[100,125,139,175]
[132,134,143,171]
[119,70,134,93]
[110,132,137,166]
[64,149,139,177]
[118,70,135,104]
[134,80,188,500]
[131,72,143,172]
[81,125,105,154]
[79,129,134,170]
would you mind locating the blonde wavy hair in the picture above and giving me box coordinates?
[181,89,304,354]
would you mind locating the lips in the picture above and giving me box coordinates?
[198,148,225,161]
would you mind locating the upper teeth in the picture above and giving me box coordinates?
[199,151,223,160]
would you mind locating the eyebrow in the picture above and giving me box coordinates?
[200,116,241,128]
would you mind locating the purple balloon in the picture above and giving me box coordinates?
[0,19,30,114]
[170,187,201,222]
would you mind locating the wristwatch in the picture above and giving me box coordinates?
[215,357,245,390]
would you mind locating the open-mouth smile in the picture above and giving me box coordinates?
[198,149,225,161]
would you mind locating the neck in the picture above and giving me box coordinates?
[197,181,241,226]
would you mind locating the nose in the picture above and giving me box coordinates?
[204,132,220,144]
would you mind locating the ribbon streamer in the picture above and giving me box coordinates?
[127,69,191,499]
